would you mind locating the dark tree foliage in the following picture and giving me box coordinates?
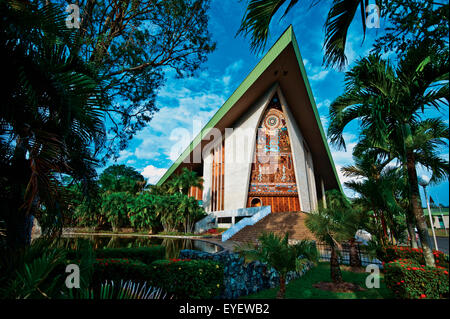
[51,0,216,159]
[373,0,449,56]
[99,164,146,193]
[0,0,107,247]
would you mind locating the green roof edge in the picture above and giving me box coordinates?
[156,26,342,193]
[289,29,344,194]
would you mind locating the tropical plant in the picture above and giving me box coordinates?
[328,41,449,266]
[235,232,317,298]
[0,0,107,248]
[237,0,448,70]
[341,152,409,246]
[127,193,159,232]
[167,167,204,195]
[0,238,94,299]
[101,192,133,231]
[177,195,206,233]
[305,190,351,283]
[65,280,167,299]
[237,0,382,69]
[99,165,146,194]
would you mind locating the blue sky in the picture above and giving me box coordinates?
[110,0,449,206]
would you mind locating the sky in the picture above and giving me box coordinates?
[109,0,449,206]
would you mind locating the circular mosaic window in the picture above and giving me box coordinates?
[265,115,280,129]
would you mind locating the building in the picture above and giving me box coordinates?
[156,27,341,238]
[424,208,449,230]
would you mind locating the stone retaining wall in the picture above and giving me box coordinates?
[179,249,314,299]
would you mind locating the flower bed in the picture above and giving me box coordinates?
[384,258,449,299]
[380,246,449,268]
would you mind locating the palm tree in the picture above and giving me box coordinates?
[235,232,318,298]
[237,0,378,69]
[0,1,107,247]
[341,152,408,244]
[305,190,350,283]
[328,41,449,266]
[344,148,418,247]
[168,168,203,196]
[339,205,368,268]
[177,195,206,233]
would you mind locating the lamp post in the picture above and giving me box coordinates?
[418,176,438,251]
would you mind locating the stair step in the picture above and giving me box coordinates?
[229,211,316,243]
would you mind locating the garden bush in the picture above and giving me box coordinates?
[150,259,223,299]
[379,246,449,268]
[92,258,149,285]
[384,258,449,299]
[95,246,165,265]
[91,257,223,299]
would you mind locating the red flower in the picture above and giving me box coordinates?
[420,294,426,299]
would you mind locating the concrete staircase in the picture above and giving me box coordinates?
[229,211,316,243]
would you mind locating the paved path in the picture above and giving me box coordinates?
[200,236,240,252]
[435,236,449,254]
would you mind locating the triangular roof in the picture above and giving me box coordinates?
[156,26,342,192]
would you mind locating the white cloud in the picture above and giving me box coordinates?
[310,70,329,81]
[141,165,167,184]
[117,149,133,162]
[320,116,328,129]
[316,99,331,110]
[225,59,244,74]
[134,148,160,160]
[222,75,231,86]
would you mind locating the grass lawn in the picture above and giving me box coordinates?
[242,262,393,299]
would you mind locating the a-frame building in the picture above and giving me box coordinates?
[156,26,341,217]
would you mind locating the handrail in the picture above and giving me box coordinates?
[194,206,271,234]
[221,206,271,242]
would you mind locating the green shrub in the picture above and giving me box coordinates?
[380,246,449,268]
[384,258,449,299]
[150,259,223,299]
[91,257,223,299]
[92,258,149,286]
[95,246,165,265]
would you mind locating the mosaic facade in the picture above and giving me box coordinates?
[247,95,300,212]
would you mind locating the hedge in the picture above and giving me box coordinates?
[150,259,224,299]
[379,246,449,268]
[95,246,165,265]
[92,258,148,286]
[384,258,449,299]
[91,258,223,299]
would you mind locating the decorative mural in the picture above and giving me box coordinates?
[247,95,299,212]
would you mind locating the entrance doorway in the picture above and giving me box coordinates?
[250,198,262,207]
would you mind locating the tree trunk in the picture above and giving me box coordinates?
[330,245,343,283]
[349,239,361,268]
[6,211,34,249]
[379,211,389,241]
[4,136,34,248]
[406,152,435,267]
[406,213,418,248]
[276,274,286,299]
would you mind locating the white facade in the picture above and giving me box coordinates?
[202,84,319,213]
